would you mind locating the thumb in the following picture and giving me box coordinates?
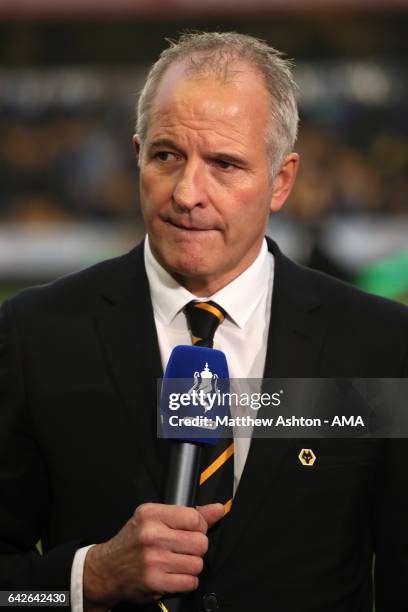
[196,503,225,531]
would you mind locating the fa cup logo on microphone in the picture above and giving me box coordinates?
[188,363,219,413]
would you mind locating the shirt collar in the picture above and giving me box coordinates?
[144,236,272,329]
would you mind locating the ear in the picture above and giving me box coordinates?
[132,134,142,165]
[270,153,299,213]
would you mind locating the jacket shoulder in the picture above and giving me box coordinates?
[277,254,408,375]
[5,244,144,315]
[281,251,408,321]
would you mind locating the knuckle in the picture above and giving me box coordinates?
[164,574,198,594]
[155,549,171,569]
[195,533,208,555]
[160,575,177,594]
[142,567,159,591]
[190,556,204,575]
[141,547,156,569]
[188,509,202,531]
[136,502,154,520]
[184,575,199,592]
[139,523,156,547]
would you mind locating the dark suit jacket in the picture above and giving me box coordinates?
[0,238,408,612]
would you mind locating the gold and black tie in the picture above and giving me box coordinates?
[184,300,234,515]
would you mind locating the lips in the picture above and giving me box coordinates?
[164,218,217,232]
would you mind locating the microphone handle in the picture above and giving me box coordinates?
[161,442,203,612]
[164,442,202,506]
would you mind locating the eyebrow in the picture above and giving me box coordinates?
[148,138,249,167]
[148,138,182,152]
[210,151,248,167]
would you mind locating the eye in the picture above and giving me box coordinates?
[154,151,176,162]
[216,160,233,170]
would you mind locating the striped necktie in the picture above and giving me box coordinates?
[183,300,234,515]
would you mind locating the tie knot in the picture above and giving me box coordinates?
[184,300,226,348]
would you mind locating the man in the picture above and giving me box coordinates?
[0,32,407,612]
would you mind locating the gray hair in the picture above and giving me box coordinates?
[136,31,299,179]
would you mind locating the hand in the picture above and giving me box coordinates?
[83,502,225,610]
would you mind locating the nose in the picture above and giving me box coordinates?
[172,161,207,211]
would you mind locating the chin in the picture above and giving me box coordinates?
[167,256,212,279]
[156,238,207,267]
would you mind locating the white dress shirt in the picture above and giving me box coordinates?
[71,236,274,611]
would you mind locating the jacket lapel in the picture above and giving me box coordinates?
[210,238,328,570]
[94,242,167,500]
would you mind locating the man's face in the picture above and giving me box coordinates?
[136,61,297,295]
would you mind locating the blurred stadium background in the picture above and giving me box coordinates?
[0,0,407,304]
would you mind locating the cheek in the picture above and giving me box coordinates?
[225,187,270,231]
[140,173,172,217]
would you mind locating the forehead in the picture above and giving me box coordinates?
[146,60,270,146]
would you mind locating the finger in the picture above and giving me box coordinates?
[196,503,225,529]
[163,506,208,533]
[164,530,208,557]
[159,551,204,576]
[141,567,199,597]
[142,521,208,556]
[159,573,199,595]
[142,565,199,595]
[136,504,207,534]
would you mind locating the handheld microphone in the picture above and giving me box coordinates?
[159,346,229,612]
[160,345,229,506]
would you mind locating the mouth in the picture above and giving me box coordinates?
[164,219,218,232]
